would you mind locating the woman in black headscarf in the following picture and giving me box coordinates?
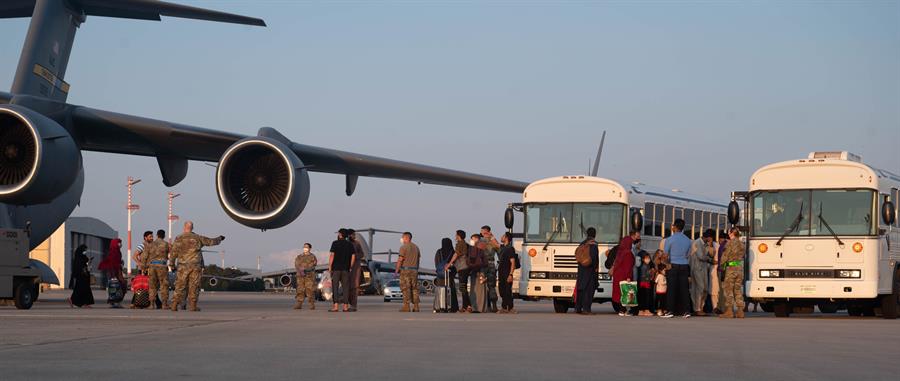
[67,244,94,308]
[434,238,459,312]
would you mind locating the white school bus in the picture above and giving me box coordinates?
[729,151,900,318]
[504,176,727,313]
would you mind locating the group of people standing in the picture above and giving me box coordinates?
[576,218,747,318]
[438,225,519,314]
[294,228,368,312]
[66,221,224,312]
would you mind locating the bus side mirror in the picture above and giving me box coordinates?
[883,200,896,225]
[728,201,741,225]
[631,211,643,232]
[504,207,515,230]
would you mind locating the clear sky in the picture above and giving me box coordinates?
[1,1,897,271]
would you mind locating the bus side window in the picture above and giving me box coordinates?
[684,209,695,239]
[664,205,674,237]
[654,204,664,236]
[644,202,656,236]
[893,188,899,228]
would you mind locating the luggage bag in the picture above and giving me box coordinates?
[131,273,151,309]
[433,269,450,313]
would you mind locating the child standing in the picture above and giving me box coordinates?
[654,263,668,317]
[637,252,654,316]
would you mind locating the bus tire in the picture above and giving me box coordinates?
[553,298,570,314]
[13,279,36,310]
[760,302,774,313]
[817,303,838,314]
[773,302,790,317]
[848,305,863,317]
[881,268,899,319]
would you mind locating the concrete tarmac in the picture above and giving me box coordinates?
[1,290,898,380]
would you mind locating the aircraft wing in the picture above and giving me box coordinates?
[67,103,529,193]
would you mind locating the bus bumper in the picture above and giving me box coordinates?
[520,279,612,300]
[747,279,877,300]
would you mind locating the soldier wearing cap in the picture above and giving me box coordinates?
[395,232,421,312]
[719,227,746,319]
[144,229,171,309]
[294,243,318,310]
[170,221,224,312]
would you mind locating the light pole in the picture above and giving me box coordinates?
[126,177,142,275]
[167,192,181,243]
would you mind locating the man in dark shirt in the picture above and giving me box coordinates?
[574,227,600,315]
[497,232,519,314]
[329,229,356,312]
[347,229,365,312]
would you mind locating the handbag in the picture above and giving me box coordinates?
[619,281,638,307]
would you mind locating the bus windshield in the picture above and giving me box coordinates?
[525,203,625,244]
[751,189,875,237]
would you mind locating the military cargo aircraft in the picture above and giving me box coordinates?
[0,0,528,252]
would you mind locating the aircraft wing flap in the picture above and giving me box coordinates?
[69,105,527,192]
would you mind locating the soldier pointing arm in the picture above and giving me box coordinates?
[169,221,224,312]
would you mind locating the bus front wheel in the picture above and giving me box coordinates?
[773,302,790,318]
[553,299,570,314]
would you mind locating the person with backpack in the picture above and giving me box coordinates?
[612,230,640,316]
[574,227,600,315]
[497,232,519,314]
[603,243,620,312]
[445,230,471,312]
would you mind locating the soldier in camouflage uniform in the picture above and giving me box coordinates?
[395,232,421,312]
[719,228,746,319]
[170,221,224,312]
[294,243,318,310]
[143,230,171,309]
[481,226,501,313]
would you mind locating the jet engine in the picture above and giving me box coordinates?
[0,105,80,205]
[216,132,310,230]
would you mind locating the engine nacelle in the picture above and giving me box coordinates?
[0,104,80,205]
[216,136,310,229]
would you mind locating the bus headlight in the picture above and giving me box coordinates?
[529,271,548,279]
[852,242,863,253]
[758,243,768,253]
[836,270,861,279]
[759,269,782,278]
[598,273,611,281]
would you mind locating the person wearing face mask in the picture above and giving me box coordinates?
[294,243,318,310]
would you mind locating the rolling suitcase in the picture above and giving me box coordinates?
[107,278,125,304]
[131,273,151,309]
[433,270,450,313]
